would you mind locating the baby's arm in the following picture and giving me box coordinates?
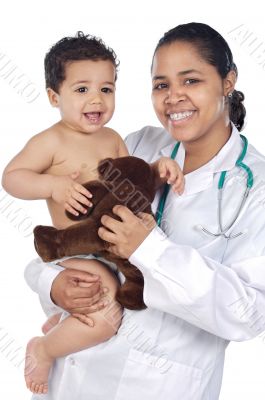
[2,131,56,199]
[115,131,130,157]
[2,131,92,215]
[115,133,184,194]
[151,157,185,195]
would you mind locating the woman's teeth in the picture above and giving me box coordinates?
[169,111,193,121]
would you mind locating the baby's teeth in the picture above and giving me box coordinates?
[170,111,193,121]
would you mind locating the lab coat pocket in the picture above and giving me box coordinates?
[115,348,202,400]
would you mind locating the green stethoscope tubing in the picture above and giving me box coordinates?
[155,134,254,238]
[155,141,180,227]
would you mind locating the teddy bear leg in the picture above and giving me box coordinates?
[62,220,106,256]
[116,281,146,310]
[113,260,147,310]
[33,225,67,262]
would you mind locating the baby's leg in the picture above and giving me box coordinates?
[40,256,106,334]
[42,313,62,334]
[25,259,122,394]
[40,256,103,334]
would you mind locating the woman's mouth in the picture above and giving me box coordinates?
[168,111,195,124]
[84,112,102,124]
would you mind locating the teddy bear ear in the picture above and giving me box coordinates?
[98,158,114,177]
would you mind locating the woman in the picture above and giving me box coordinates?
[25,22,265,400]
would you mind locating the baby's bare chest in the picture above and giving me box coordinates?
[46,140,118,182]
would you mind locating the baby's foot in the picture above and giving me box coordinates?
[24,337,53,394]
[42,313,62,334]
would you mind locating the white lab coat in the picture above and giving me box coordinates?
[25,124,265,400]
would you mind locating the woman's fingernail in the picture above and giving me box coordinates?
[103,287,109,293]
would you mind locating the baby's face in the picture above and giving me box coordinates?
[51,59,116,134]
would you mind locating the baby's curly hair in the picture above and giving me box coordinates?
[44,31,119,93]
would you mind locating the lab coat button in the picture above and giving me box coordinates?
[69,357,75,366]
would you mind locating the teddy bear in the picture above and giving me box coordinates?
[33,156,157,311]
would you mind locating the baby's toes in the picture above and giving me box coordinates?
[37,383,44,394]
[30,382,38,393]
[43,383,48,394]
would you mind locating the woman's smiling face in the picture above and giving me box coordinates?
[151,41,234,144]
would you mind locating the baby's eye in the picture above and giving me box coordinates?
[185,79,200,85]
[76,87,88,93]
[101,87,113,93]
[153,83,168,90]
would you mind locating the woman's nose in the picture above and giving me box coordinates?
[165,88,186,104]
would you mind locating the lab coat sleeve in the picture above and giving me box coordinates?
[24,258,64,317]
[129,226,265,341]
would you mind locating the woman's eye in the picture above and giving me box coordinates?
[153,83,168,90]
[101,87,113,93]
[76,87,88,93]
[185,79,200,85]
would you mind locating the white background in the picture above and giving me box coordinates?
[1,0,265,398]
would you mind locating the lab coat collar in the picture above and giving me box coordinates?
[159,123,243,196]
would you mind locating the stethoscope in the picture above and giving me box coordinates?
[155,134,254,239]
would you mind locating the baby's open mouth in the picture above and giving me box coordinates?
[84,112,102,123]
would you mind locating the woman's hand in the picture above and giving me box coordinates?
[51,269,108,316]
[98,205,156,258]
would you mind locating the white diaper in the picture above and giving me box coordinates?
[51,253,118,274]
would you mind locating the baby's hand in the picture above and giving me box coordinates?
[158,157,185,195]
[51,171,93,216]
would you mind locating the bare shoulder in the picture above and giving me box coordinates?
[3,123,64,174]
[102,127,123,141]
[101,127,129,156]
[27,123,63,149]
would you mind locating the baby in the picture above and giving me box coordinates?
[2,32,184,395]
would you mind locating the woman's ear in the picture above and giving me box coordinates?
[223,70,237,97]
[47,88,60,107]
